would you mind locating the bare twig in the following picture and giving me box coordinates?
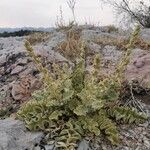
[67,0,77,23]
[124,81,147,115]
[99,0,150,28]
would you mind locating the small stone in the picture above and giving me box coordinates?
[11,66,24,75]
[77,140,89,150]
[43,145,55,150]
[17,58,28,65]
[139,122,149,128]
[0,55,6,67]
[143,138,150,148]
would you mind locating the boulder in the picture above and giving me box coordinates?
[125,49,150,88]
[0,118,43,150]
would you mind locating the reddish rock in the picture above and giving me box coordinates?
[125,49,150,88]
[11,75,42,102]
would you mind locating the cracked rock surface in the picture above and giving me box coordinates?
[0,118,43,150]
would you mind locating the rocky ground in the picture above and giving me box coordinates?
[0,26,150,150]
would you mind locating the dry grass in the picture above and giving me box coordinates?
[56,28,83,60]
[56,20,77,32]
[93,36,127,50]
[26,32,50,45]
[93,36,150,51]
[134,38,150,50]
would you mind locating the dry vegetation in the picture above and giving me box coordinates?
[26,32,51,45]
[93,36,150,51]
[56,28,85,60]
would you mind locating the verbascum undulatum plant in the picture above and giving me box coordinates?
[18,26,147,150]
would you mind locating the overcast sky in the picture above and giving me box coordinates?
[0,0,115,28]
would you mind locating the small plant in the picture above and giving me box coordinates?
[17,26,147,149]
[67,0,77,23]
[55,6,77,32]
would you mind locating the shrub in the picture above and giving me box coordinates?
[17,26,147,149]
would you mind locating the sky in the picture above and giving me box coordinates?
[0,0,115,28]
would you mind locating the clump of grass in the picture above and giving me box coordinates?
[26,32,50,45]
[56,28,84,61]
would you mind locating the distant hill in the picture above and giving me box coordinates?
[0,27,55,37]
[0,27,54,33]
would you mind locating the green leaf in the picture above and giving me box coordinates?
[74,105,88,116]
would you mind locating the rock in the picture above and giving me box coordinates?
[11,65,25,75]
[0,55,7,67]
[140,28,150,42]
[88,42,102,53]
[143,137,150,149]
[17,58,28,65]
[43,145,55,150]
[81,29,127,42]
[11,75,42,101]
[125,49,150,88]
[101,45,123,63]
[77,140,90,150]
[0,118,43,150]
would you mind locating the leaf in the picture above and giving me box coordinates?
[49,110,63,120]
[74,105,88,116]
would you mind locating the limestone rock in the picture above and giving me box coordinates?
[11,65,25,75]
[140,28,150,42]
[0,118,43,150]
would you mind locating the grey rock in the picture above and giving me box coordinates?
[81,29,127,42]
[77,140,90,150]
[11,65,25,75]
[0,118,43,150]
[140,28,150,42]
[44,145,55,150]
[101,45,123,63]
[143,137,150,149]
[88,42,102,53]
[17,58,28,65]
[0,55,6,67]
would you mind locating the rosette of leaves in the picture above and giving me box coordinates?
[17,26,147,149]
